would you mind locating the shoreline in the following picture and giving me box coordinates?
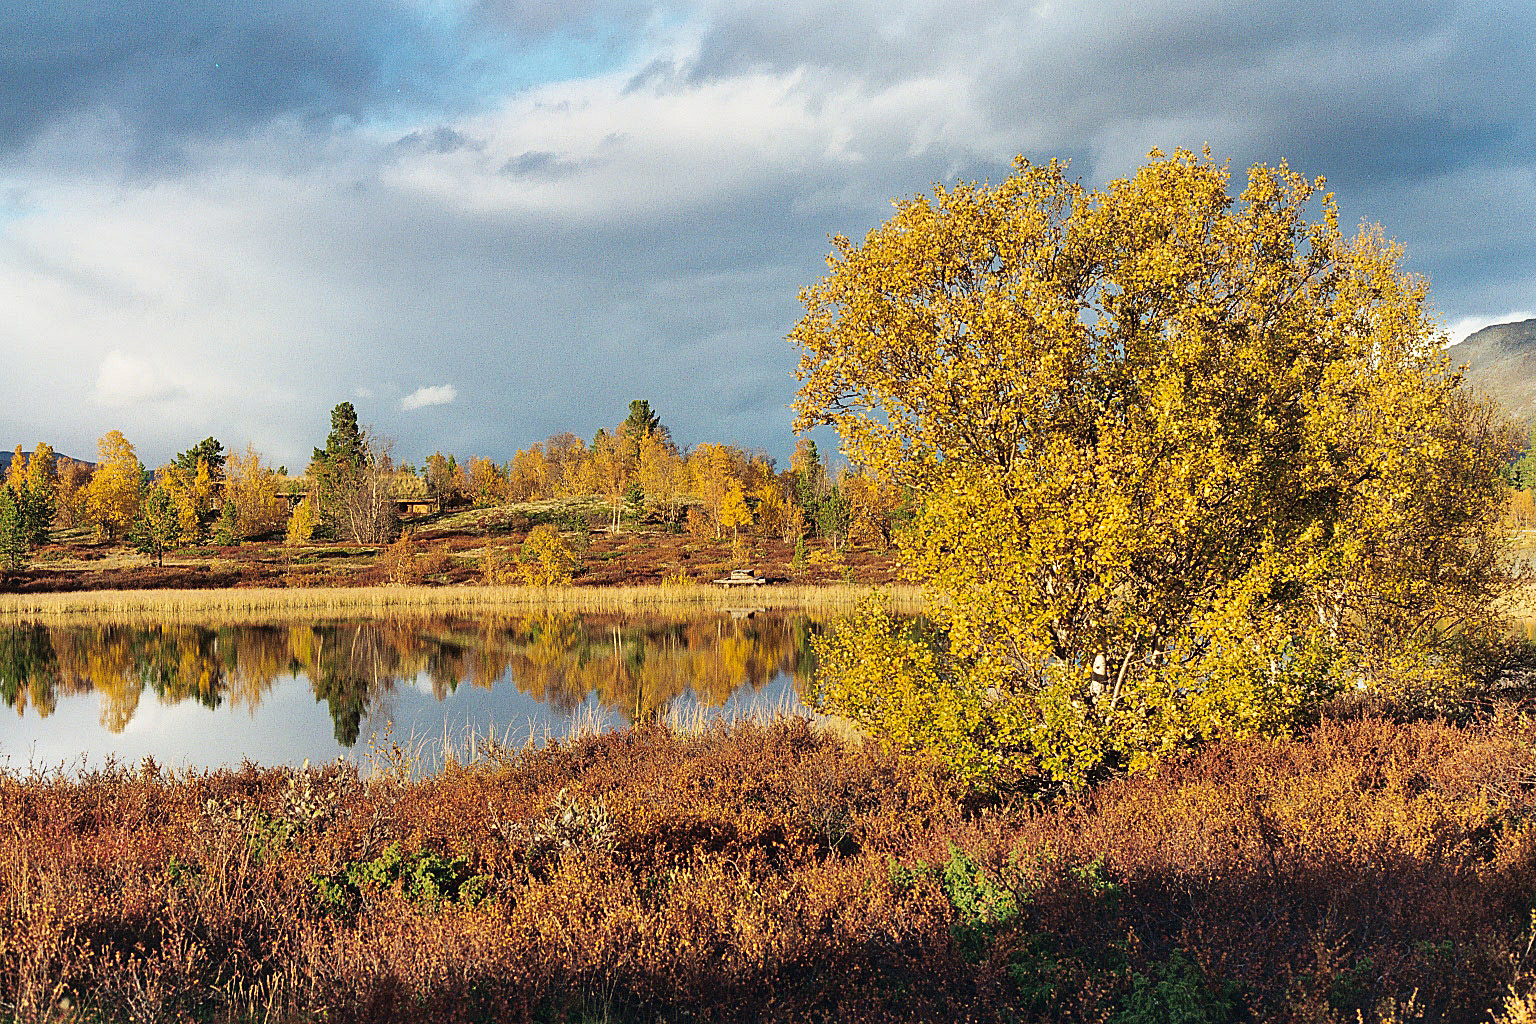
[0,581,925,621]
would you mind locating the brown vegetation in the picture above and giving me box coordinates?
[6,707,1536,1022]
[3,511,900,597]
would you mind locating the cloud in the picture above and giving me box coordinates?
[1446,311,1536,346]
[402,385,458,411]
[93,350,184,407]
[0,0,655,172]
[393,127,485,157]
[0,1,431,165]
[0,0,1534,472]
[501,150,585,178]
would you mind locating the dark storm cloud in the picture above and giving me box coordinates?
[0,0,655,168]
[0,2,435,158]
[687,0,1536,187]
[3,0,1535,466]
[501,150,584,177]
[394,127,486,156]
[683,0,1536,320]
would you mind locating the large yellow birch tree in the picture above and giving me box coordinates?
[793,149,1519,788]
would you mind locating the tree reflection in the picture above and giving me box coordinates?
[0,612,830,745]
[0,624,59,719]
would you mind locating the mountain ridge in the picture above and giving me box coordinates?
[1451,318,1536,426]
[0,450,95,475]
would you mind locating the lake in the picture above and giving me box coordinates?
[0,610,826,773]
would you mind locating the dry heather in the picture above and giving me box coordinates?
[6,710,1536,1022]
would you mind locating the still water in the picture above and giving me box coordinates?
[0,611,825,772]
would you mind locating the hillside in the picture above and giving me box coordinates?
[0,449,93,474]
[1452,318,1536,424]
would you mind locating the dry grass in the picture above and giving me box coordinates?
[0,582,924,623]
[1499,582,1536,619]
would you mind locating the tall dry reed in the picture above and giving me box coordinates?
[0,583,923,624]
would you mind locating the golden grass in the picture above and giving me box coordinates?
[388,694,858,780]
[1494,581,1536,619]
[0,582,924,622]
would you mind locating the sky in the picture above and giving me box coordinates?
[2,0,1534,470]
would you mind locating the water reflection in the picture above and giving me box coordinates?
[0,612,823,762]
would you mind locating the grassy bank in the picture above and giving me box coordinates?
[16,513,905,596]
[5,708,1536,1023]
[0,582,924,623]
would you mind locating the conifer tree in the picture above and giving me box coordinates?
[0,486,29,574]
[128,485,182,567]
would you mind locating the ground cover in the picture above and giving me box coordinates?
[6,705,1536,1023]
[9,503,900,595]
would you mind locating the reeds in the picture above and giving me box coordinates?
[1499,581,1536,619]
[367,689,823,781]
[0,582,924,623]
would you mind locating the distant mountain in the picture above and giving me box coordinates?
[0,450,95,475]
[1451,319,1536,426]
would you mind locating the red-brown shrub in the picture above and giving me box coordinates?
[5,713,1536,1021]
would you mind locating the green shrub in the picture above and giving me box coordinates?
[891,843,1024,962]
[1111,952,1240,1024]
[313,842,488,912]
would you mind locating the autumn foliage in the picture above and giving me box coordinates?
[794,150,1521,787]
[6,708,1536,1022]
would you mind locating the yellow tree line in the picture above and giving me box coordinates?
[23,411,910,548]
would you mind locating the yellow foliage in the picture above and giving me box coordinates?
[25,442,57,498]
[380,530,422,585]
[482,546,517,585]
[752,481,791,541]
[637,431,688,525]
[224,446,289,539]
[1497,986,1536,1024]
[794,149,1521,787]
[718,481,751,539]
[466,456,506,505]
[841,468,899,548]
[549,434,594,499]
[590,430,632,531]
[285,495,317,546]
[805,544,842,571]
[519,523,579,586]
[689,443,748,539]
[1509,488,1536,530]
[812,598,997,777]
[55,460,90,529]
[85,430,142,543]
[506,444,552,501]
[5,445,24,492]
[161,459,217,541]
